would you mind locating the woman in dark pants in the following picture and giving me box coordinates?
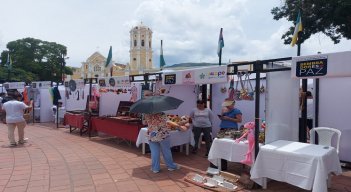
[190,100,214,156]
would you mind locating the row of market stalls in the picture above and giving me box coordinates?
[3,51,350,165]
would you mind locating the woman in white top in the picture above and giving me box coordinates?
[190,100,214,156]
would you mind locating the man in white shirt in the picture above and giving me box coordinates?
[2,93,32,147]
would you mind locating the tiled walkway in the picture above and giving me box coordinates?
[0,123,350,192]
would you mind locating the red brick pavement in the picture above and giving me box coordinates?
[0,123,350,192]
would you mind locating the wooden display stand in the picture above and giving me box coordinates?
[90,101,144,143]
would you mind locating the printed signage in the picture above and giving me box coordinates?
[164,74,176,84]
[296,58,327,77]
[98,79,106,87]
[182,71,195,85]
[32,81,51,89]
[3,82,25,89]
[195,66,227,84]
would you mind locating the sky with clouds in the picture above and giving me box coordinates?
[1,0,351,68]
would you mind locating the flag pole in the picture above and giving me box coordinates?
[218,28,223,66]
[161,40,163,70]
[219,49,222,66]
[296,9,307,142]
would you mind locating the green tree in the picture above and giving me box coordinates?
[271,0,351,45]
[0,37,72,83]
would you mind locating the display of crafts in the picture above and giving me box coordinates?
[217,129,243,139]
[99,88,128,94]
[166,114,190,131]
[229,72,255,101]
[216,121,265,144]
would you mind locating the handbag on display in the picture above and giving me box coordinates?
[89,95,98,111]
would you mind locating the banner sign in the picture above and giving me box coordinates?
[164,74,176,84]
[163,66,227,85]
[3,82,25,89]
[32,81,51,89]
[296,58,327,77]
[98,79,106,87]
[194,66,227,84]
[115,76,130,86]
[292,51,351,79]
[98,76,130,88]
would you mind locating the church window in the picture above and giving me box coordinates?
[94,65,101,72]
[133,58,136,61]
[149,59,151,62]
[141,40,145,47]
[149,41,151,48]
[134,40,137,47]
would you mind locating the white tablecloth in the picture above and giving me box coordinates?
[208,138,257,168]
[136,127,195,155]
[250,140,342,192]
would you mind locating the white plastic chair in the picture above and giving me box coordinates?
[310,127,341,154]
[309,127,341,188]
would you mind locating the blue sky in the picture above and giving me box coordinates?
[0,0,350,68]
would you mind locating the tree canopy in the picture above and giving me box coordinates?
[0,37,72,83]
[271,0,351,45]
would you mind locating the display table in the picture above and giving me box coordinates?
[136,127,195,155]
[208,138,258,170]
[91,117,144,142]
[250,140,342,192]
[63,113,87,135]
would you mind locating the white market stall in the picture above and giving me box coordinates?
[133,66,229,154]
[212,75,266,137]
[64,79,90,112]
[291,51,351,162]
[31,81,57,122]
[98,76,141,117]
[63,79,94,134]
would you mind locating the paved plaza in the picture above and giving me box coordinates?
[0,123,350,192]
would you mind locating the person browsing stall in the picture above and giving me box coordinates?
[143,91,180,173]
[218,98,242,171]
[190,100,214,156]
[2,93,32,147]
[219,99,242,130]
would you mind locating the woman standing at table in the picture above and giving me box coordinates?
[144,112,180,173]
[218,98,242,170]
[190,100,214,156]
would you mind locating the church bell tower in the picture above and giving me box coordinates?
[129,22,153,74]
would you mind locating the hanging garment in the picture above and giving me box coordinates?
[52,86,62,105]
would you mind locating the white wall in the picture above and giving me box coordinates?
[65,84,90,111]
[318,77,351,162]
[265,71,300,143]
[161,84,197,116]
[39,88,54,122]
[99,83,142,116]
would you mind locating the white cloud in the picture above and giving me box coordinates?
[0,0,350,68]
